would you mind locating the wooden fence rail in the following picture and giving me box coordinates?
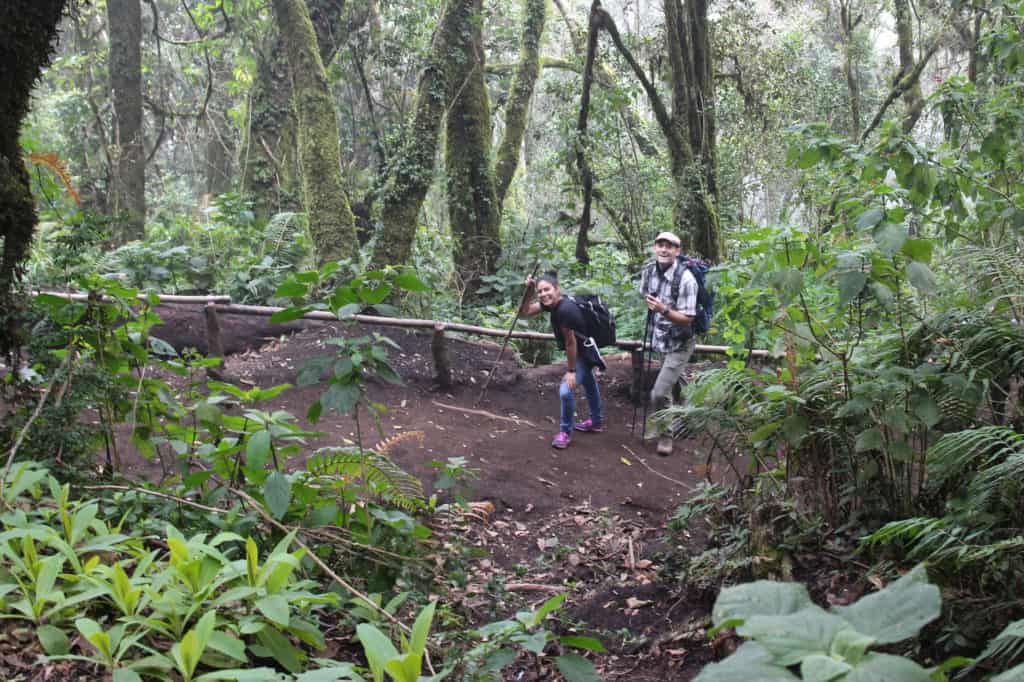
[30,290,771,401]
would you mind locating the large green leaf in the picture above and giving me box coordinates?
[37,624,70,655]
[321,383,360,416]
[712,581,813,627]
[263,473,292,521]
[256,594,290,628]
[800,653,851,681]
[356,623,399,682]
[843,653,930,681]
[255,626,305,674]
[905,262,936,293]
[872,222,908,255]
[695,642,800,681]
[554,654,602,682]
[833,565,940,644]
[737,607,848,665]
[837,271,868,306]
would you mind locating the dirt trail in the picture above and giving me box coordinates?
[135,306,729,679]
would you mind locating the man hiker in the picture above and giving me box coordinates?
[640,231,697,456]
[520,270,605,449]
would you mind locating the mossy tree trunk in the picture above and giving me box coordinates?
[587,0,721,262]
[445,0,501,298]
[270,0,359,266]
[241,39,300,218]
[244,0,349,221]
[371,0,476,271]
[493,0,547,207]
[893,0,924,135]
[107,0,146,242]
[663,0,720,262]
[0,0,68,352]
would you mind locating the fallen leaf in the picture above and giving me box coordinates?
[635,559,653,569]
[626,597,652,609]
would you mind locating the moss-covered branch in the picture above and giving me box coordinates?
[494,0,547,207]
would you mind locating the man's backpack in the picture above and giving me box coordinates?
[569,294,617,348]
[671,257,715,335]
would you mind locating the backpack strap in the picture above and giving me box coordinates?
[670,258,687,308]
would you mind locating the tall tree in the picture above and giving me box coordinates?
[0,0,68,351]
[580,0,721,262]
[243,0,350,220]
[371,0,476,271]
[445,0,501,297]
[270,0,359,265]
[893,0,924,135]
[107,0,146,241]
[494,0,547,207]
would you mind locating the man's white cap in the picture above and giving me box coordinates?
[654,231,681,246]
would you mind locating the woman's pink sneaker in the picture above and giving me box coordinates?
[551,432,571,449]
[574,419,604,433]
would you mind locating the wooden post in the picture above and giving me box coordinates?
[631,349,644,405]
[432,323,452,389]
[205,303,225,359]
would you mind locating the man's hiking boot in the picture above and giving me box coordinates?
[552,432,572,449]
[656,437,674,456]
[574,419,604,433]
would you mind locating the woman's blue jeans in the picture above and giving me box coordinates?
[558,359,602,433]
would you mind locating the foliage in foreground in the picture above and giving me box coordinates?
[698,564,1024,681]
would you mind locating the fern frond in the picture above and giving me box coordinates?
[928,426,1024,490]
[972,618,1024,673]
[307,446,424,511]
[959,245,1024,319]
[684,367,761,410]
[373,430,425,456]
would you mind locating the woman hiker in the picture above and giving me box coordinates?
[519,270,605,449]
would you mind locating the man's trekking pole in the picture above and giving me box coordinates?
[475,261,541,407]
[639,311,655,440]
[630,310,653,436]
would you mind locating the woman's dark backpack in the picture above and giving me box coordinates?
[568,295,617,347]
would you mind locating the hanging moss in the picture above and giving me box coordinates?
[0,0,68,352]
[270,0,358,266]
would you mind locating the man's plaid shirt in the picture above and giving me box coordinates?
[640,259,698,353]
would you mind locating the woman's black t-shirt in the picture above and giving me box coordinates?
[544,297,587,350]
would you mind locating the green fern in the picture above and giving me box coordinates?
[306,446,424,511]
[927,426,1024,495]
[971,618,1024,675]
[959,245,1024,321]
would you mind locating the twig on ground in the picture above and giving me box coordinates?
[431,400,535,427]
[505,582,566,594]
[621,445,695,492]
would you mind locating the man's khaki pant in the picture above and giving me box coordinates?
[647,336,697,438]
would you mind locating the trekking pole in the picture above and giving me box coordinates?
[630,309,652,436]
[475,260,541,407]
[639,310,654,440]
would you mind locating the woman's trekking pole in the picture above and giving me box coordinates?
[475,261,541,407]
